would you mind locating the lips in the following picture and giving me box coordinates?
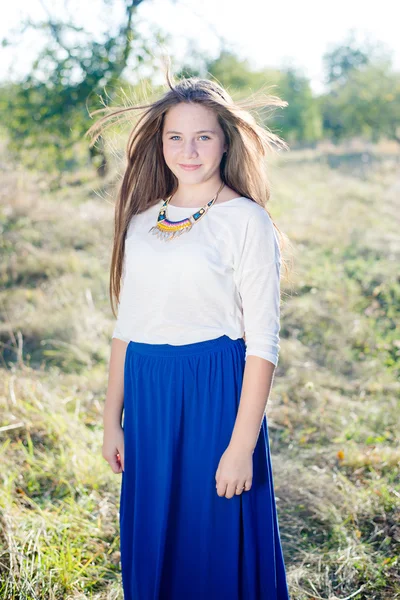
[179,164,202,170]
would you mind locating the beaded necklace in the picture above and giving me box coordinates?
[148,182,225,242]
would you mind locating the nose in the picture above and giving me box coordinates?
[182,139,198,159]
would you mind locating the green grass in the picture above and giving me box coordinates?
[0,369,122,599]
[0,139,399,599]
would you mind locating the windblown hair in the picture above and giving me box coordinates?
[87,65,292,319]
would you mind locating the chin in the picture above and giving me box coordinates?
[177,172,206,183]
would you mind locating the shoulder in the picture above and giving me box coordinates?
[228,198,280,266]
[229,196,272,216]
[227,197,275,235]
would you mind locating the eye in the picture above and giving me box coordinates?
[170,136,180,140]
[199,135,210,140]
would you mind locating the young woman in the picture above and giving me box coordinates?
[89,71,291,599]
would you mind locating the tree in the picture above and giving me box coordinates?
[321,64,400,144]
[320,34,400,144]
[0,0,159,174]
[273,66,323,144]
[323,31,370,87]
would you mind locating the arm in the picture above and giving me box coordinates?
[215,211,281,498]
[102,338,129,474]
[231,211,281,451]
[229,355,276,453]
[103,251,131,474]
[104,337,128,429]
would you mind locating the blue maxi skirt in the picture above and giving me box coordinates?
[120,334,290,600]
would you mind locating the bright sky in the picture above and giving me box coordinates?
[1,0,398,94]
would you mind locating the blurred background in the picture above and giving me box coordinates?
[0,1,399,598]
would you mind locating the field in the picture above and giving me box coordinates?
[0,140,399,599]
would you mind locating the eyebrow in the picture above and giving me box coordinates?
[165,130,216,134]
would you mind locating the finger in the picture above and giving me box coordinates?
[216,481,227,497]
[225,483,237,499]
[235,484,245,495]
[109,453,123,474]
[119,449,125,472]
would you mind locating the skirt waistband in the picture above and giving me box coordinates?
[127,334,245,358]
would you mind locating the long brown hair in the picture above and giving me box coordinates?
[87,65,292,319]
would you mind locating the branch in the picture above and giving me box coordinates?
[112,0,145,80]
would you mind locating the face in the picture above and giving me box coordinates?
[162,102,227,185]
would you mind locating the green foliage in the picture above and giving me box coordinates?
[0,0,156,174]
[207,50,270,91]
[320,33,400,143]
[272,67,323,143]
[322,30,372,86]
[321,64,400,143]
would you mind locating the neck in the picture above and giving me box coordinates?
[170,179,225,207]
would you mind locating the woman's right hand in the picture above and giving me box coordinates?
[102,426,125,473]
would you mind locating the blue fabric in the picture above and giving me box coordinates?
[120,334,290,599]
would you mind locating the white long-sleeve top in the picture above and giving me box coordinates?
[112,196,282,366]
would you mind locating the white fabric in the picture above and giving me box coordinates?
[112,196,282,366]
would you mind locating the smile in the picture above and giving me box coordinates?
[178,164,202,171]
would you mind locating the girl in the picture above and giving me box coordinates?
[89,70,291,599]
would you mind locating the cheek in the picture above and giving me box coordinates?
[202,143,224,161]
[163,143,179,162]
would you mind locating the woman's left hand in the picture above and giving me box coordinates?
[215,444,253,499]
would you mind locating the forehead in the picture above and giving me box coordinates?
[163,102,220,131]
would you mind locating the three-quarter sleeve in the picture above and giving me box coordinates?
[234,210,281,367]
[112,248,131,343]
